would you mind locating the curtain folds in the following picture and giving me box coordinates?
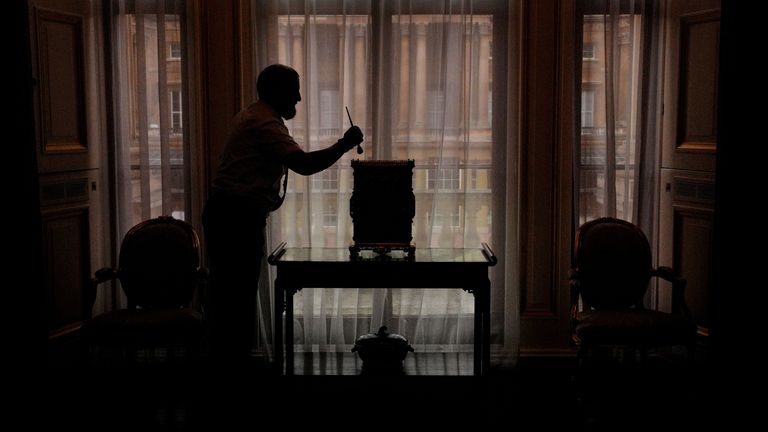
[576,0,662,235]
[575,0,663,305]
[254,0,519,373]
[111,0,187,310]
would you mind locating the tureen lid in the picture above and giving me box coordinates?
[354,326,410,346]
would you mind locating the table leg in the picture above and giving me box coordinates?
[482,278,491,376]
[274,277,284,374]
[473,288,482,376]
[286,285,295,375]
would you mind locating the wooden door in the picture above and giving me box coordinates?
[658,0,720,339]
[29,0,109,345]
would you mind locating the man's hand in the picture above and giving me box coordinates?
[340,126,364,152]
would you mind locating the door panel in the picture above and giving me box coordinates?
[675,10,719,153]
[43,206,90,335]
[658,169,714,336]
[34,8,89,169]
[661,0,720,172]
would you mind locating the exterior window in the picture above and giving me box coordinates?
[114,9,187,227]
[322,204,337,228]
[582,42,596,60]
[427,159,461,190]
[581,88,595,128]
[170,90,182,133]
[450,208,461,230]
[430,208,461,232]
[312,165,339,191]
[272,10,498,319]
[578,11,644,223]
[426,90,444,136]
[169,42,181,59]
[319,90,340,137]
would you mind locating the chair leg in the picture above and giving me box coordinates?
[687,343,696,368]
[639,347,648,366]
[573,346,589,393]
[577,345,588,369]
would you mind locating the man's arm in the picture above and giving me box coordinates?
[284,126,363,176]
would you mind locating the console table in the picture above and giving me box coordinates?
[267,243,497,376]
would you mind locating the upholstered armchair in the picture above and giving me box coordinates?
[570,217,697,366]
[81,216,208,366]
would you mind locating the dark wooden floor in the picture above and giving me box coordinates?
[293,351,475,375]
[44,346,727,431]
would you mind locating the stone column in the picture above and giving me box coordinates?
[354,23,366,128]
[414,22,427,130]
[291,24,305,132]
[478,23,491,128]
[398,24,410,128]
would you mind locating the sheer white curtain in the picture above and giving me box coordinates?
[254,0,519,373]
[576,0,662,232]
[576,0,663,309]
[110,0,188,309]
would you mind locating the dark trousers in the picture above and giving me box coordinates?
[202,192,267,368]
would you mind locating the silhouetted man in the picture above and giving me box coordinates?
[202,64,363,367]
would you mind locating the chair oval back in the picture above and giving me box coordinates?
[574,217,652,310]
[119,216,202,308]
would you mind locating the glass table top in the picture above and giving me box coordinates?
[274,247,495,264]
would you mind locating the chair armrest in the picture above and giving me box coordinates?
[568,269,581,320]
[94,267,118,284]
[652,266,689,315]
[481,243,498,266]
[195,267,209,281]
[83,267,118,320]
[268,241,287,264]
[568,270,582,346]
[195,267,210,313]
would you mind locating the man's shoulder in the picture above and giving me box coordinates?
[237,102,285,131]
[247,101,281,120]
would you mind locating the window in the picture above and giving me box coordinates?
[112,3,187,229]
[426,90,445,137]
[268,4,502,335]
[168,42,181,60]
[582,42,596,60]
[170,89,182,133]
[451,208,461,230]
[322,204,337,228]
[319,90,340,137]
[581,88,595,128]
[427,159,462,190]
[430,207,461,232]
[274,11,495,248]
[578,5,645,224]
[312,165,339,191]
[316,23,341,138]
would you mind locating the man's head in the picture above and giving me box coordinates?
[257,64,301,120]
